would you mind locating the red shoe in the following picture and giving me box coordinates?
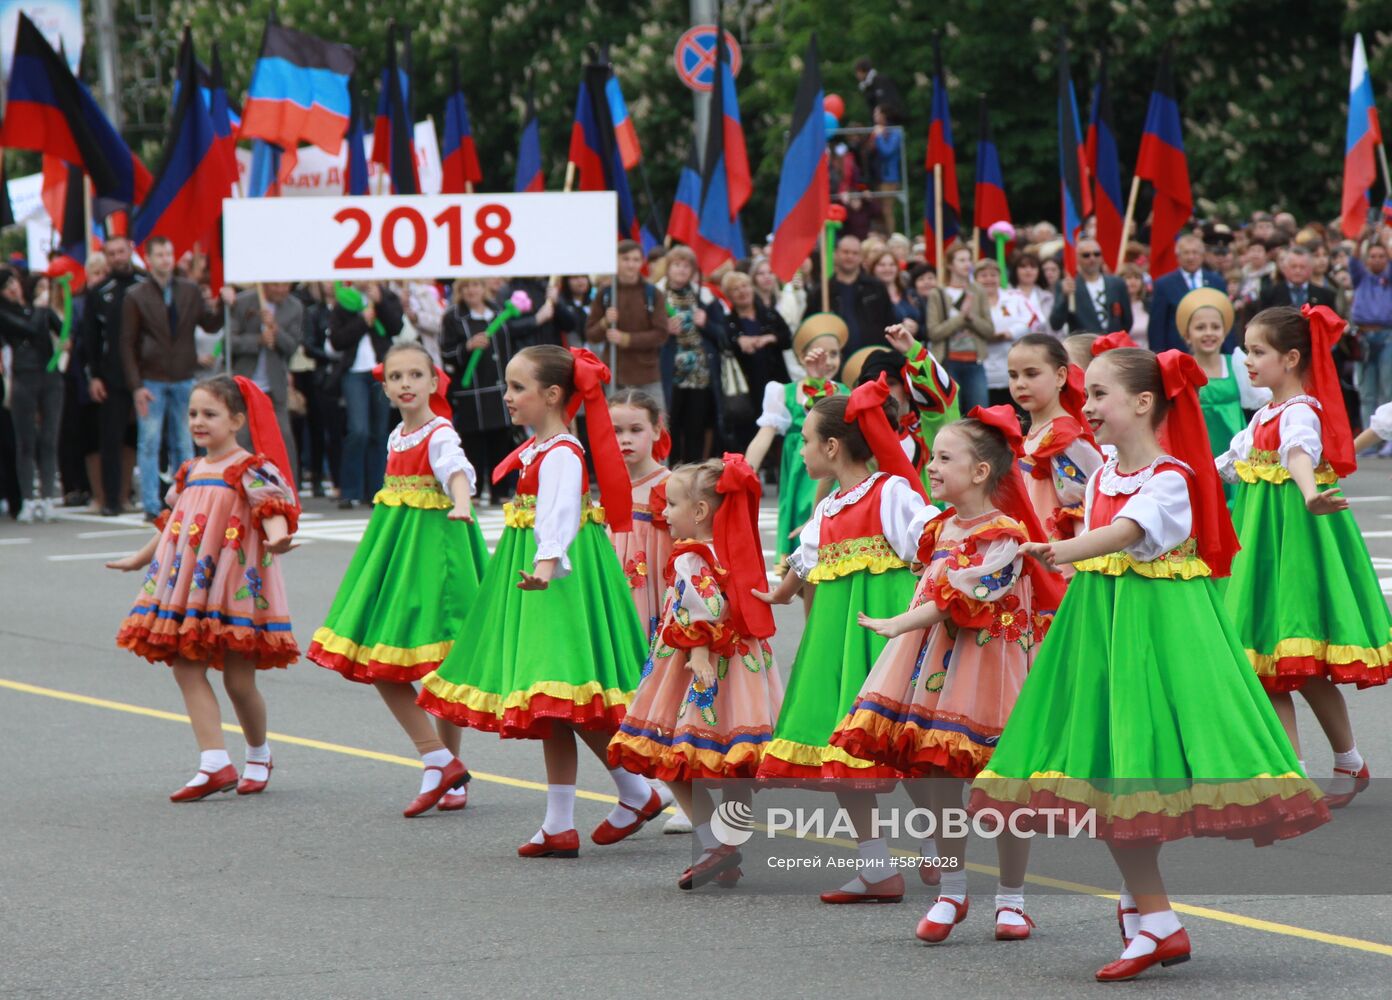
[678,846,743,890]
[819,873,905,904]
[517,828,580,858]
[1116,900,1139,947]
[994,906,1036,941]
[437,774,471,811]
[713,866,743,889]
[236,758,273,795]
[590,788,665,845]
[919,861,942,887]
[402,757,468,818]
[1325,762,1371,809]
[169,764,239,802]
[915,896,969,942]
[1095,929,1192,982]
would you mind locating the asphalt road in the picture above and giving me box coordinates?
[3,473,1392,999]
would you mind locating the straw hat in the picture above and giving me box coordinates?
[1176,287,1234,340]
[793,312,850,358]
[840,346,892,387]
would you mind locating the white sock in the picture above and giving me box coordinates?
[242,743,271,782]
[530,784,576,841]
[418,748,454,795]
[1119,890,1141,940]
[603,767,654,826]
[646,777,675,808]
[1330,746,1366,796]
[925,868,968,923]
[839,837,892,892]
[694,822,719,852]
[1333,746,1364,771]
[996,884,1026,927]
[1120,910,1183,959]
[187,749,232,787]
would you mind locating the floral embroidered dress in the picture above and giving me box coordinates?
[117,450,298,669]
[1018,415,1105,554]
[970,455,1329,845]
[609,466,672,640]
[1218,395,1392,691]
[831,510,1049,778]
[608,542,785,779]
[417,434,647,738]
[757,471,938,784]
[756,377,849,564]
[308,416,489,683]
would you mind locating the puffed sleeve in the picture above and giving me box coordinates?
[533,446,584,579]
[1114,470,1192,562]
[1231,350,1272,411]
[236,457,298,536]
[1278,401,1324,469]
[157,460,197,527]
[756,380,792,434]
[1216,414,1257,483]
[1053,438,1105,506]
[785,498,826,580]
[427,424,478,496]
[879,475,940,564]
[927,526,1026,627]
[1371,400,1392,442]
[659,551,736,655]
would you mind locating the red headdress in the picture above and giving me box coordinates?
[1059,362,1098,448]
[653,427,673,462]
[966,405,1067,611]
[713,454,776,639]
[844,374,929,500]
[1154,351,1239,577]
[491,347,633,532]
[232,375,300,528]
[371,361,453,420]
[1090,331,1138,356]
[1301,305,1357,477]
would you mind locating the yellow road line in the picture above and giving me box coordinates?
[3,676,1390,957]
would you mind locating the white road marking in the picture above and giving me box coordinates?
[0,537,32,546]
[1347,495,1391,503]
[47,551,145,562]
[77,528,155,539]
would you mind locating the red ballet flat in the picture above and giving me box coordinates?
[590,788,664,845]
[713,866,743,888]
[915,896,969,942]
[517,828,580,858]
[437,783,469,811]
[403,757,468,818]
[236,758,273,795]
[819,873,905,905]
[1324,762,1371,809]
[1095,928,1192,982]
[919,863,942,887]
[1116,900,1139,947]
[169,764,239,802]
[994,906,1036,941]
[678,846,743,890]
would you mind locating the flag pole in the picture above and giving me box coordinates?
[820,218,831,313]
[933,163,945,284]
[1378,142,1392,203]
[1118,174,1141,274]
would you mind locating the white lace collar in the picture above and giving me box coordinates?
[389,416,450,452]
[1097,454,1192,496]
[823,471,885,516]
[521,433,582,465]
[1257,394,1321,426]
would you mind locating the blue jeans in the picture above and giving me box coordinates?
[137,378,194,515]
[1358,328,1392,429]
[340,370,390,502]
[945,359,989,415]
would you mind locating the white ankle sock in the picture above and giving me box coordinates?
[925,869,968,923]
[646,777,675,808]
[1120,910,1182,959]
[603,767,654,826]
[995,884,1026,927]
[694,822,719,852]
[1333,746,1364,771]
[418,748,454,795]
[844,837,892,891]
[1118,890,1141,940]
[1330,746,1366,796]
[531,784,576,841]
[187,750,232,787]
[242,743,271,782]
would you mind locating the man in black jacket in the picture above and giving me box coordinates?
[804,233,897,354]
[81,235,142,516]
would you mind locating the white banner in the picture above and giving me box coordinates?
[223,192,618,282]
[232,120,443,197]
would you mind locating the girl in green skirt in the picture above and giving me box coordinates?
[417,346,655,859]
[973,347,1327,982]
[308,344,488,817]
[1218,305,1391,808]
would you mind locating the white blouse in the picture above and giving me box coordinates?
[756,381,794,435]
[787,472,942,579]
[1217,395,1323,482]
[388,417,477,495]
[1083,455,1193,562]
[1372,400,1392,442]
[525,435,585,579]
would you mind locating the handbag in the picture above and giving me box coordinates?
[720,350,757,425]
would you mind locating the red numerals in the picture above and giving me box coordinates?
[333,202,517,270]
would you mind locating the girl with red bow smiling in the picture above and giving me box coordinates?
[1218,305,1392,806]
[972,347,1327,982]
[417,346,654,858]
[832,406,1066,944]
[754,377,940,904]
[107,376,298,801]
[608,456,784,889]
[308,343,489,817]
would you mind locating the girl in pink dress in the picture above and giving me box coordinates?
[608,455,784,889]
[108,376,298,802]
[832,405,1065,943]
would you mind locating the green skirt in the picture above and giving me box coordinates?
[969,569,1328,845]
[308,504,488,683]
[758,566,917,785]
[1226,477,1392,692]
[775,429,819,563]
[418,521,647,739]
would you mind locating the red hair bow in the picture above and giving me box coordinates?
[1090,331,1138,356]
[714,454,776,640]
[232,375,300,524]
[1300,304,1356,477]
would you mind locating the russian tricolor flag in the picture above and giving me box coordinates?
[668,143,701,249]
[1342,34,1382,239]
[1056,32,1089,275]
[568,61,641,241]
[442,58,482,193]
[1088,52,1124,272]
[769,36,829,283]
[606,73,642,171]
[923,36,959,266]
[973,96,1010,238]
[514,85,544,193]
[1135,46,1192,277]
[691,24,746,274]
